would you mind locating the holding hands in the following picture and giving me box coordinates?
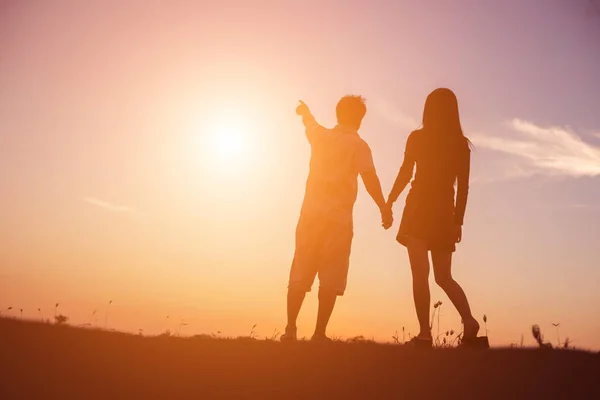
[381,203,393,230]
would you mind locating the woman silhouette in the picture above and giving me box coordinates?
[387,88,480,347]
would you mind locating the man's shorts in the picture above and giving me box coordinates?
[288,215,353,296]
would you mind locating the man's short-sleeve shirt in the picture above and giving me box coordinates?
[300,123,376,227]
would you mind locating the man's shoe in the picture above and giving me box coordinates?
[406,336,433,348]
[280,328,297,342]
[310,333,333,343]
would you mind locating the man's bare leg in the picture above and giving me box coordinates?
[283,287,306,340]
[313,288,337,340]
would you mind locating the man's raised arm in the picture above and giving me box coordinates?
[296,100,324,143]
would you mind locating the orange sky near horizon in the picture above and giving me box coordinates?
[1,1,599,349]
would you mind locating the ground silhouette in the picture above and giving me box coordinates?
[0,318,598,399]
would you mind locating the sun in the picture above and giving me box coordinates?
[211,123,246,159]
[205,117,253,166]
[184,105,262,173]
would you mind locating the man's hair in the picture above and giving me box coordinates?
[336,95,367,128]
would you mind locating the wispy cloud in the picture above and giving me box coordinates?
[370,97,419,130]
[570,203,594,209]
[473,119,600,177]
[84,197,133,213]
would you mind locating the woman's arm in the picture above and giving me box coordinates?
[387,135,415,205]
[454,146,471,226]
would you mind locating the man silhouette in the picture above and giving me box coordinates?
[282,96,393,342]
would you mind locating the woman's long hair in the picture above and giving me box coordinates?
[422,88,472,149]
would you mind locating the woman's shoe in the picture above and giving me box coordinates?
[463,319,480,340]
[460,336,490,349]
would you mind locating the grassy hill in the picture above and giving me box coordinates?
[0,318,598,399]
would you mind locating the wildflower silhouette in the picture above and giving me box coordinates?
[552,323,561,346]
[105,300,112,328]
[483,314,488,335]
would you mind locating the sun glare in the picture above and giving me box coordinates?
[185,104,264,174]
[211,121,247,160]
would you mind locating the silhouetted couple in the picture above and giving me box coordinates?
[283,89,481,347]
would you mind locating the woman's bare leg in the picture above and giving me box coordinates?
[407,238,432,339]
[431,251,479,338]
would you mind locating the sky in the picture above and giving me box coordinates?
[1,0,599,348]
